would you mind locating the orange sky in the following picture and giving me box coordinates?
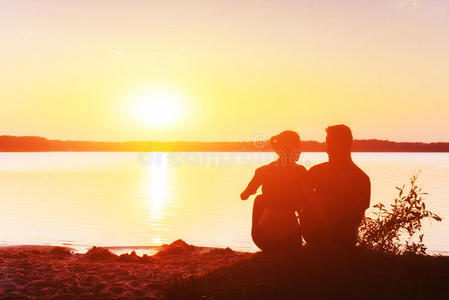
[1,0,448,142]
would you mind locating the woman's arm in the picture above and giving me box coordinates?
[240,170,262,200]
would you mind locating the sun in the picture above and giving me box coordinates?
[132,88,184,127]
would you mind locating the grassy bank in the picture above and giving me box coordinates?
[165,248,449,299]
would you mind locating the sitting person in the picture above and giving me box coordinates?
[302,125,371,249]
[240,130,307,252]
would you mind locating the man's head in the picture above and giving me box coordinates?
[325,124,353,160]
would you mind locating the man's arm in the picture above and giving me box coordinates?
[358,176,371,222]
[351,175,371,225]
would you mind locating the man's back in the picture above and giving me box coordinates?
[306,161,371,246]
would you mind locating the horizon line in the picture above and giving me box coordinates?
[1,134,448,145]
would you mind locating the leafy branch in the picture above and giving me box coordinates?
[358,174,442,255]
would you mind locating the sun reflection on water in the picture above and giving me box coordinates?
[145,153,171,244]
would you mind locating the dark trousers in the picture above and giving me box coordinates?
[251,195,301,252]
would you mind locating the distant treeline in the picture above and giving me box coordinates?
[0,135,448,152]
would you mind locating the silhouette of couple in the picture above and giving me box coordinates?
[241,125,370,252]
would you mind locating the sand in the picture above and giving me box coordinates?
[0,240,251,299]
[4,241,449,299]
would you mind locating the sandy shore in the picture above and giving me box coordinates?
[0,240,251,299]
[3,241,449,299]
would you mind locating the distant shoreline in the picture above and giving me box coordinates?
[1,135,449,152]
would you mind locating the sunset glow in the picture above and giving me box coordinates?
[1,2,449,298]
[1,0,448,142]
[131,89,184,127]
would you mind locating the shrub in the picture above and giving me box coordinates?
[358,174,442,255]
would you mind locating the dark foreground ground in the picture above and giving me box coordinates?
[1,240,449,299]
[165,247,449,300]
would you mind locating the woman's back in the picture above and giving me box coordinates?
[257,162,307,211]
[240,130,305,252]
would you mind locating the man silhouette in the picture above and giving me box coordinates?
[303,125,370,249]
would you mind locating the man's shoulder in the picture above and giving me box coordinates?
[307,162,330,182]
[351,164,370,182]
[308,162,330,174]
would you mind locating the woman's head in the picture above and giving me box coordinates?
[270,130,301,162]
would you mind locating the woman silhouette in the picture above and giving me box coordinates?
[241,131,307,252]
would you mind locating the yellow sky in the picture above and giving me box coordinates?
[1,0,448,142]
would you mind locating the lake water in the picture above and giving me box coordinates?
[0,152,448,254]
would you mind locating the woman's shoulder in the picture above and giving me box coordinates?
[294,164,308,180]
[256,162,308,176]
[255,163,274,175]
[282,164,306,178]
